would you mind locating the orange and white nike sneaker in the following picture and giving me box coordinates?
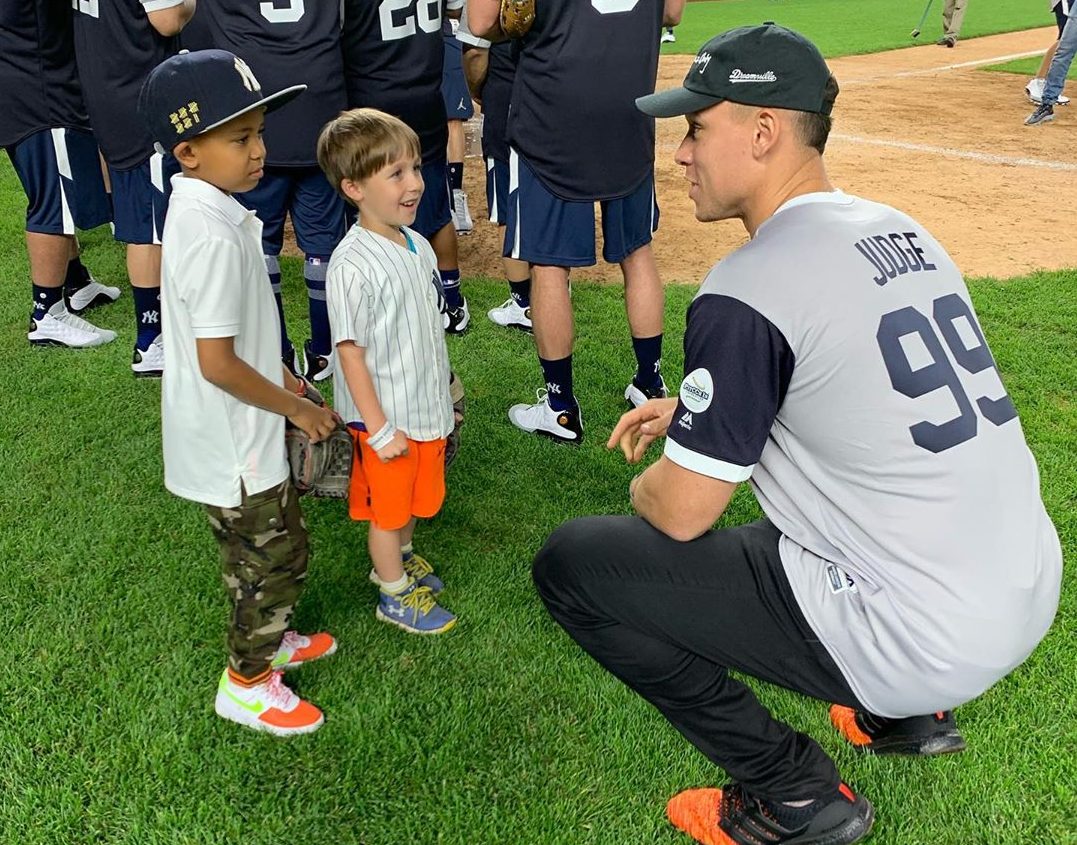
[214,669,324,736]
[270,630,338,671]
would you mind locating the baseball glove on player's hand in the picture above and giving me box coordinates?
[446,370,465,471]
[500,0,535,39]
[285,422,354,498]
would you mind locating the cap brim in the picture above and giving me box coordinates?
[635,87,724,118]
[196,84,307,137]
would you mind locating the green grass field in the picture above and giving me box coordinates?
[662,0,1055,56]
[2,112,1076,845]
[985,56,1077,81]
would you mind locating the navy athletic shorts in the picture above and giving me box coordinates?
[504,148,660,267]
[109,152,181,245]
[236,165,346,257]
[442,37,475,121]
[413,157,453,239]
[485,155,509,225]
[6,128,112,235]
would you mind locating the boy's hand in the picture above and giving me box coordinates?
[289,400,337,443]
[375,429,409,462]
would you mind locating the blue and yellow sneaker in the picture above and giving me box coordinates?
[376,581,456,635]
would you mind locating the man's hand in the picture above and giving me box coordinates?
[607,397,678,464]
[288,400,337,443]
[376,430,409,462]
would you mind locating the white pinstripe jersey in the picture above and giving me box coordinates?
[326,224,453,441]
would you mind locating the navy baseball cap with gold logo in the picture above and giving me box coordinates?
[139,49,306,154]
[636,23,838,118]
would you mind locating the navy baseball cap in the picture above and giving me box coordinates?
[139,49,306,154]
[636,23,838,118]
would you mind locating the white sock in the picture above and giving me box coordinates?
[380,574,410,595]
[400,542,414,559]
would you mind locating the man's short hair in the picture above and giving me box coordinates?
[317,108,421,201]
[794,110,833,155]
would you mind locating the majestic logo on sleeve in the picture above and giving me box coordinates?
[233,57,261,93]
[679,368,713,413]
[728,69,778,84]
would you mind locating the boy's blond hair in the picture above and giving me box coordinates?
[317,108,422,202]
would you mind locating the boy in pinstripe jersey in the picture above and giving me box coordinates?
[319,109,458,635]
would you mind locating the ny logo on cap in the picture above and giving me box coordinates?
[233,57,260,93]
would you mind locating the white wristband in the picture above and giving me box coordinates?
[367,421,397,451]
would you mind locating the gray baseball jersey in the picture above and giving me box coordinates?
[664,192,1062,717]
[326,224,453,442]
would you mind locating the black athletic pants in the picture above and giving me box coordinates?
[532,516,863,802]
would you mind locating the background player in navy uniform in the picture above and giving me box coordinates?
[184,0,348,382]
[2,0,118,348]
[72,0,195,375]
[534,26,1061,845]
[456,8,531,331]
[341,0,471,333]
[442,15,474,233]
[472,0,685,445]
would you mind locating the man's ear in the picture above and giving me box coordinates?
[751,108,781,159]
[340,178,364,206]
[173,140,198,170]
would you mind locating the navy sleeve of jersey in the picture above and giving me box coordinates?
[664,294,795,482]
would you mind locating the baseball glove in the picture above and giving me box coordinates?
[500,0,535,39]
[285,422,354,498]
[446,370,465,471]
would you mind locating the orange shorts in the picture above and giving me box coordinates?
[348,428,447,531]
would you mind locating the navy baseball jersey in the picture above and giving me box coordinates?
[185,1,346,166]
[341,0,457,163]
[509,0,664,201]
[0,0,91,147]
[480,40,519,163]
[72,0,182,170]
[665,191,1061,716]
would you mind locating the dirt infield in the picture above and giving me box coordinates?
[455,27,1076,284]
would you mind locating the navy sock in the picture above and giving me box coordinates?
[304,255,332,355]
[440,268,463,309]
[64,257,91,293]
[132,286,161,348]
[508,277,531,307]
[32,283,63,318]
[539,355,575,411]
[632,334,663,390]
[448,162,463,192]
[265,256,293,358]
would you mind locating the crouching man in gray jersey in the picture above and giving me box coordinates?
[532,24,1062,845]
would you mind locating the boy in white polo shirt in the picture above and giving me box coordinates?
[140,50,340,736]
[318,109,457,635]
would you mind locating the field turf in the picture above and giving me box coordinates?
[1,136,1075,845]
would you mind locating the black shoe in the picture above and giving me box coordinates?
[831,705,966,755]
[443,299,471,335]
[282,347,301,378]
[302,339,334,382]
[667,782,874,845]
[936,35,956,47]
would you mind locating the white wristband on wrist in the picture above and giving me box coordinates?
[367,421,397,451]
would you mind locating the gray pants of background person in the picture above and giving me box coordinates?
[943,0,969,39]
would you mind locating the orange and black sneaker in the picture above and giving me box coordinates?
[666,782,873,845]
[830,705,966,756]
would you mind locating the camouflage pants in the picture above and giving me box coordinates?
[204,480,309,679]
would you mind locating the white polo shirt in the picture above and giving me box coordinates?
[159,174,289,508]
[326,224,453,441]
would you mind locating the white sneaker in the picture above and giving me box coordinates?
[443,298,471,334]
[624,376,668,409]
[508,389,583,444]
[214,669,324,736]
[1025,78,1070,105]
[487,297,532,331]
[661,30,676,43]
[132,334,164,377]
[67,277,121,314]
[452,189,474,233]
[302,339,334,382]
[28,300,116,348]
